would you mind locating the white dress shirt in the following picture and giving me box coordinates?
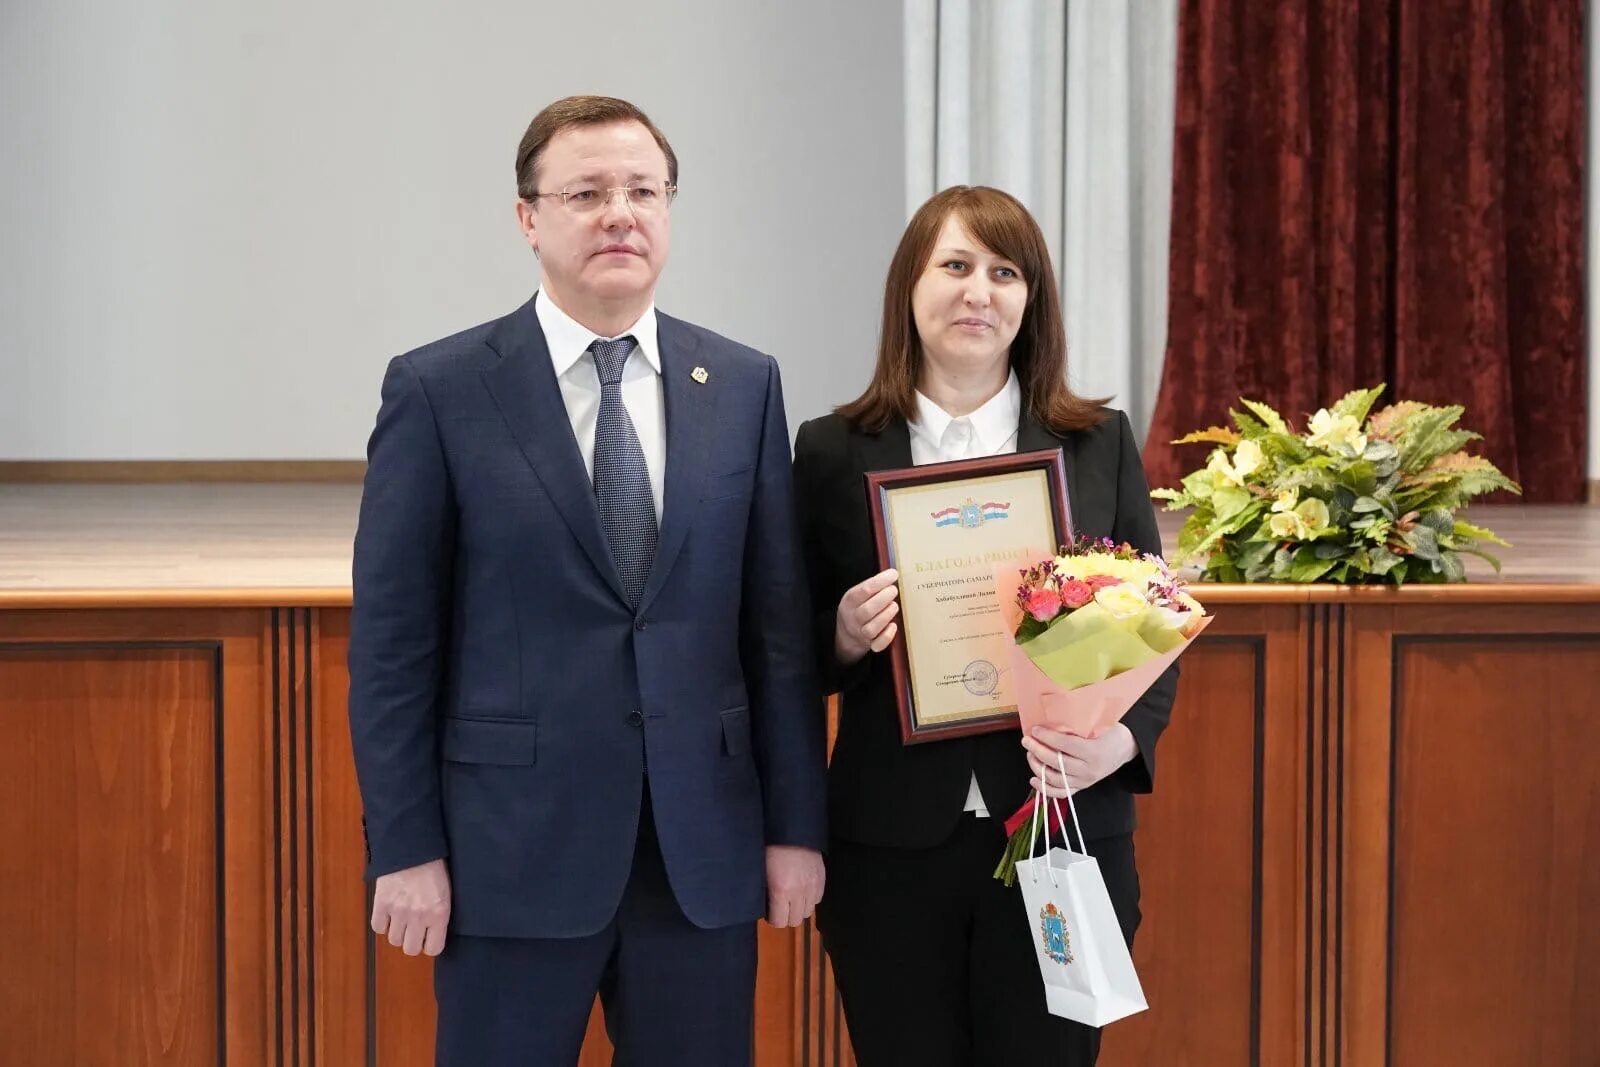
[907,369,1023,819]
[533,288,666,523]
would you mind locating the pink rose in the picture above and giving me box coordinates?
[1058,579,1093,610]
[1024,588,1063,622]
[1086,575,1122,592]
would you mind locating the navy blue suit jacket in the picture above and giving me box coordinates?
[348,295,828,940]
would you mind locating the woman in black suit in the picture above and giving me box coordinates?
[793,185,1178,1066]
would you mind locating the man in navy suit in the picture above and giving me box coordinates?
[347,95,828,1066]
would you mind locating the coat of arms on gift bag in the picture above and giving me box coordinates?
[1039,902,1074,965]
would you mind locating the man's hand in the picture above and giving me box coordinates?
[834,569,900,665]
[371,857,452,957]
[1022,724,1139,797]
[765,846,825,928]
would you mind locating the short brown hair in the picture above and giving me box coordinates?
[838,185,1108,435]
[515,95,678,200]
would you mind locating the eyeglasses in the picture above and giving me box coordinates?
[526,179,678,216]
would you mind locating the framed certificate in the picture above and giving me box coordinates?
[866,449,1075,744]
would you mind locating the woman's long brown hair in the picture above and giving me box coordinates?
[837,185,1108,434]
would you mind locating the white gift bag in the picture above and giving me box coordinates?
[1012,759,1148,1027]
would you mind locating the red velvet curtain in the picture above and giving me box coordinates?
[1144,1,1586,502]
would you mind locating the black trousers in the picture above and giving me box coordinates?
[817,814,1140,1067]
[433,792,757,1066]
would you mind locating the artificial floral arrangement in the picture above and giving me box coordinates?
[1150,385,1520,585]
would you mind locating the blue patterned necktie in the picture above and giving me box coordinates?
[589,335,657,608]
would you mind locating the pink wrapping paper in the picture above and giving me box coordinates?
[993,561,1212,737]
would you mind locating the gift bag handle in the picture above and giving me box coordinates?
[1026,753,1091,887]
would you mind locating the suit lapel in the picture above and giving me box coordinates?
[481,295,631,607]
[636,314,712,615]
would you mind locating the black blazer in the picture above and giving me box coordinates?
[792,406,1178,849]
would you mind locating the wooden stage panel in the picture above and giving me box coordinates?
[1101,604,1309,1067]
[1343,605,1600,1067]
[1103,632,1259,1065]
[0,610,279,1067]
[0,644,219,1066]
[4,490,1600,1067]
[1388,631,1600,1067]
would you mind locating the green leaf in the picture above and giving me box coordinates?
[1176,519,1211,558]
[1181,502,1265,562]
[1239,399,1290,435]
[1418,508,1454,536]
[1452,519,1510,547]
[1259,431,1313,465]
[1339,460,1380,497]
[1445,467,1522,500]
[1230,407,1269,438]
[1015,615,1048,643]
[1211,486,1257,521]
[1394,465,1522,514]
[1369,546,1404,575]
[1457,546,1504,572]
[1238,539,1277,571]
[1333,384,1387,424]
[1288,551,1339,582]
[1181,467,1218,501]
[1396,405,1467,472]
[1437,552,1467,582]
[1425,429,1480,460]
[1352,496,1386,514]
[1361,439,1399,464]
[1405,525,1441,562]
[1275,463,1339,495]
[1245,516,1280,543]
[1210,558,1245,582]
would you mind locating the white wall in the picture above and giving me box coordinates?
[0,1,904,459]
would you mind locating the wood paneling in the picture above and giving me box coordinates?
[792,918,855,1067]
[1,644,220,1065]
[0,461,366,483]
[311,609,370,1067]
[0,610,276,1066]
[1101,604,1309,1067]
[1343,605,1600,1067]
[4,591,1600,1065]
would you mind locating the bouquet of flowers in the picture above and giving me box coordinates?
[992,537,1210,885]
[1150,385,1520,584]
